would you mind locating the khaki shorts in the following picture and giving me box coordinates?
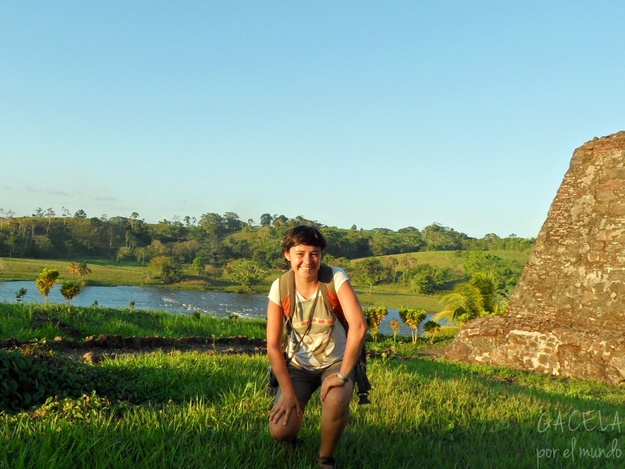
[274,361,354,409]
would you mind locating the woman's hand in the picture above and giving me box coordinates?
[321,373,347,401]
[269,391,301,426]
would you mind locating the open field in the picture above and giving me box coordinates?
[1,303,624,469]
[0,257,161,286]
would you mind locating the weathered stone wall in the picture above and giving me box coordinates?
[445,131,625,384]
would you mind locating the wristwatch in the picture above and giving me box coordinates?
[336,372,349,383]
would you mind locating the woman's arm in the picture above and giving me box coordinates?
[321,279,367,400]
[336,279,367,376]
[266,299,301,425]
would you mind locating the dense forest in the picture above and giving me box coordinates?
[0,209,534,305]
[0,209,534,267]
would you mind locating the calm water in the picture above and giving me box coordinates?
[0,281,269,319]
[0,281,427,336]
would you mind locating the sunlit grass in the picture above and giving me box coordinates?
[1,302,624,468]
[0,257,275,294]
[0,304,267,341]
[3,350,625,468]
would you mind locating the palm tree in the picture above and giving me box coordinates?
[67,262,80,279]
[67,261,91,279]
[435,272,508,325]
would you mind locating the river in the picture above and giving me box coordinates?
[0,281,430,337]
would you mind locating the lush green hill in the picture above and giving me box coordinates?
[386,249,529,273]
[350,249,530,312]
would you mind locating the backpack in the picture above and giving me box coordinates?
[268,264,371,405]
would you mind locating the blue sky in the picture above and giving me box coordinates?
[1,1,624,238]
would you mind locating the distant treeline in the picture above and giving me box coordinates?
[0,210,534,268]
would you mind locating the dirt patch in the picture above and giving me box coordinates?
[2,335,445,362]
[1,335,267,362]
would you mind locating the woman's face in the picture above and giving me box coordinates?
[284,244,322,281]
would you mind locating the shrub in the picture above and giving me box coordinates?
[363,306,388,341]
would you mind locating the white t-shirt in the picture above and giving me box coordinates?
[268,267,350,370]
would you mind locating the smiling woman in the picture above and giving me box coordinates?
[266,225,368,469]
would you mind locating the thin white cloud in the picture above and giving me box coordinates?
[90,194,118,202]
[46,188,70,196]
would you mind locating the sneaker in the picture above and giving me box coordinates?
[317,455,339,468]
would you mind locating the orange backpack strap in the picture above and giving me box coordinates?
[279,270,295,318]
[279,264,341,318]
[318,264,347,328]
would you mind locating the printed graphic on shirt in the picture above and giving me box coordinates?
[287,289,346,370]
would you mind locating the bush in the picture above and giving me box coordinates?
[363,306,388,341]
[0,350,47,411]
[0,349,136,412]
[149,256,182,284]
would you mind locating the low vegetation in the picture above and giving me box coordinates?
[2,304,625,468]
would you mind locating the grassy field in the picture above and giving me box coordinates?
[1,303,624,468]
[0,257,264,294]
[0,257,160,286]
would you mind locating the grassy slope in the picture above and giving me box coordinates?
[354,249,530,311]
[2,304,624,469]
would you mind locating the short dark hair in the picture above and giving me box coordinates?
[282,225,327,252]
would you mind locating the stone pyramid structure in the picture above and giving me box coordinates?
[445,131,625,384]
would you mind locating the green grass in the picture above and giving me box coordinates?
[1,303,625,468]
[0,303,267,341]
[354,287,444,311]
[385,249,529,271]
[0,257,160,286]
[0,257,263,291]
[2,351,625,468]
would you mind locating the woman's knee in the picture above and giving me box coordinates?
[269,422,299,442]
[269,414,303,442]
[321,385,352,415]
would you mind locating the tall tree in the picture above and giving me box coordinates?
[223,212,242,234]
[199,212,226,238]
[61,206,71,224]
[260,213,273,227]
[130,212,140,229]
[74,209,88,219]
[45,207,55,222]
